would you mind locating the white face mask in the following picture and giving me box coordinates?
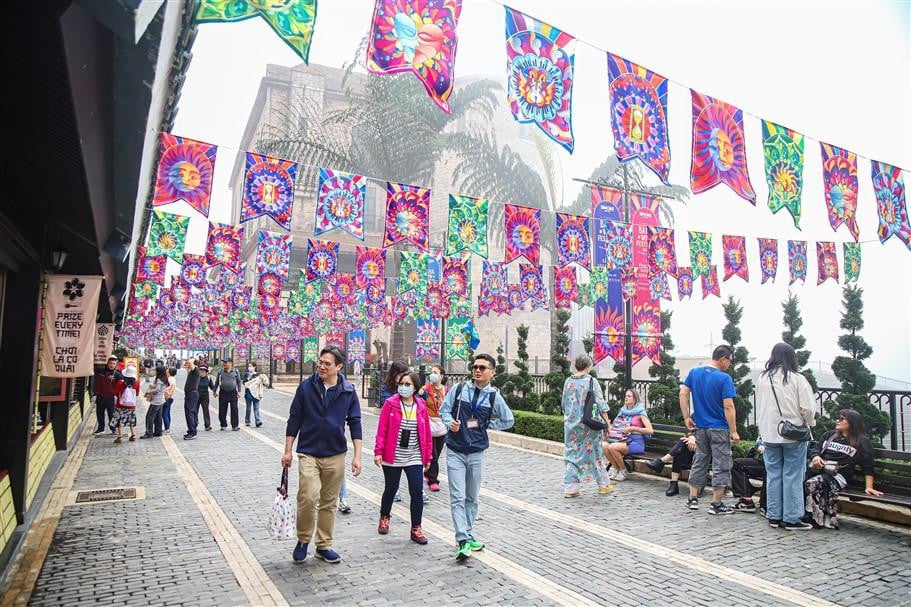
[428,373,441,384]
[248,366,255,373]
[397,385,414,398]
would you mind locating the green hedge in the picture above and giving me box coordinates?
[506,410,564,442]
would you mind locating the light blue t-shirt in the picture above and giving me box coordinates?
[683,366,736,429]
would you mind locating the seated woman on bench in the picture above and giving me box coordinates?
[603,389,652,482]
[805,409,883,529]
[646,431,696,496]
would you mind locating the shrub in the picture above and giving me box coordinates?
[506,410,563,443]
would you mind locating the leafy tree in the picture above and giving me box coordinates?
[648,310,682,423]
[606,361,627,419]
[581,333,597,379]
[781,292,818,391]
[540,309,571,415]
[821,286,890,445]
[722,296,755,438]
[491,342,509,391]
[504,325,537,411]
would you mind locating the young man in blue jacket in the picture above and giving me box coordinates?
[440,353,514,561]
[281,346,363,564]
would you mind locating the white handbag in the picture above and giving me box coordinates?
[429,416,448,438]
[268,467,297,540]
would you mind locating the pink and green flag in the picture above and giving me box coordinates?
[196,0,317,63]
[146,210,189,263]
[871,160,911,249]
[821,143,860,242]
[762,121,804,227]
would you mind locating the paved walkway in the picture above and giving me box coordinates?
[5,384,910,606]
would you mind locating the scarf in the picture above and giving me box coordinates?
[616,403,646,418]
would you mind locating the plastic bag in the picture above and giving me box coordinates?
[268,467,297,540]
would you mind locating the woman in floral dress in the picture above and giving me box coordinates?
[562,354,613,497]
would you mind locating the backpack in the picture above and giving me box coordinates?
[119,385,137,407]
[452,382,496,421]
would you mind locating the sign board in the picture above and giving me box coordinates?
[94,323,115,365]
[40,276,103,377]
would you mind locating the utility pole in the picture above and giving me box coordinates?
[622,164,634,390]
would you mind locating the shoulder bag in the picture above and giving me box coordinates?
[769,374,813,442]
[581,377,607,431]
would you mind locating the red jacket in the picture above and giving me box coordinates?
[374,394,432,466]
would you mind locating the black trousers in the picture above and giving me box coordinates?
[218,390,239,429]
[732,457,767,509]
[184,390,199,435]
[426,435,446,484]
[669,440,695,473]
[96,396,116,431]
[381,464,424,526]
[144,404,163,436]
[197,395,212,429]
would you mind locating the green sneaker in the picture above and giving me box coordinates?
[455,541,471,561]
[466,538,485,551]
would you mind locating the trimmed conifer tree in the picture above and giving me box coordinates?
[504,324,537,411]
[781,292,818,391]
[540,309,571,415]
[722,296,754,437]
[492,342,509,391]
[648,310,681,423]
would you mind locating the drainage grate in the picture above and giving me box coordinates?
[75,488,137,503]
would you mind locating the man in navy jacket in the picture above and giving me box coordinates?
[282,346,362,564]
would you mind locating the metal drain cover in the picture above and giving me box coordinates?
[75,488,137,503]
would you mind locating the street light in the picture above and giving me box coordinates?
[50,249,69,271]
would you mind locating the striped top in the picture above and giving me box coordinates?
[391,403,422,467]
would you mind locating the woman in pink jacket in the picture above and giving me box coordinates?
[374,371,432,545]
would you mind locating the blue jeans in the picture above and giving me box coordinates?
[446,450,485,542]
[244,391,261,424]
[763,441,808,523]
[339,476,347,500]
[162,398,173,430]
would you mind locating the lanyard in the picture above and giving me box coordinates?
[468,387,482,416]
[401,401,416,420]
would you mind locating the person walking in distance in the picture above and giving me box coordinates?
[161,366,177,434]
[679,345,740,515]
[440,353,514,561]
[93,356,121,435]
[182,357,201,440]
[197,363,215,431]
[243,362,270,427]
[141,364,168,439]
[111,365,139,442]
[282,346,363,564]
[213,357,242,431]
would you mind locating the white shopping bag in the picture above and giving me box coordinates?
[269,467,297,540]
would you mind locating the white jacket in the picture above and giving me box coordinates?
[244,372,270,400]
[755,369,816,444]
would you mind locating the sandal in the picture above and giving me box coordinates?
[129,435,136,442]
[114,437,123,443]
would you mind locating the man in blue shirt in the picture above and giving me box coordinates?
[679,344,740,515]
[440,353,514,561]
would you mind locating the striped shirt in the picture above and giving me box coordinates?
[391,404,422,467]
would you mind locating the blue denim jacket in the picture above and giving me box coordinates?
[440,382,514,454]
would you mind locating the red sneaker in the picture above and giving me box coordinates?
[428,482,440,492]
[410,526,428,545]
[378,515,391,535]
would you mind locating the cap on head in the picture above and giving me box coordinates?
[107,355,118,362]
[198,364,209,371]
[223,357,233,363]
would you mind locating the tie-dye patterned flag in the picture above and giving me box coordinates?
[843,242,861,283]
[594,302,625,366]
[648,227,678,277]
[286,341,301,363]
[603,221,633,271]
[446,194,489,257]
[196,0,317,63]
[302,336,319,362]
[648,272,671,302]
[820,143,860,242]
[631,304,662,366]
[241,153,297,230]
[504,204,541,265]
[722,235,749,282]
[305,238,339,283]
[607,53,671,183]
[180,254,208,288]
[762,121,804,227]
[146,210,190,263]
[355,246,386,299]
[366,0,462,113]
[257,230,292,281]
[315,168,366,240]
[479,261,509,315]
[206,222,244,271]
[519,263,546,304]
[555,213,591,269]
[553,265,577,309]
[153,133,217,217]
[505,7,576,153]
[816,242,839,285]
[688,231,713,279]
[676,267,693,299]
[398,252,429,296]
[690,91,756,203]
[871,160,911,249]
[590,266,610,303]
[787,240,808,285]
[441,256,469,297]
[416,318,440,361]
[701,266,721,299]
[136,247,167,286]
[445,317,471,361]
[758,238,778,284]
[347,330,366,365]
[384,182,430,252]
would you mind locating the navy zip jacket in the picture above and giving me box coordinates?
[285,372,363,457]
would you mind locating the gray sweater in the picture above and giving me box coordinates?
[214,369,242,393]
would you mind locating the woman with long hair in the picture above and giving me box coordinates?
[379,361,409,404]
[805,409,883,529]
[755,342,817,530]
[603,389,653,481]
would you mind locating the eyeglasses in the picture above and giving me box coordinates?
[316,360,336,368]
[471,365,490,372]
[836,416,846,421]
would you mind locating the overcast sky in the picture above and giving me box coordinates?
[167,0,911,384]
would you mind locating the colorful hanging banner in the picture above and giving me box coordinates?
[787,240,808,285]
[871,160,911,249]
[629,193,661,366]
[180,254,208,287]
[607,53,671,183]
[816,241,839,285]
[415,318,440,362]
[688,231,712,279]
[631,303,662,366]
[445,317,471,360]
[555,212,591,269]
[136,247,167,286]
[305,238,339,282]
[315,168,366,240]
[273,342,286,361]
[441,256,469,297]
[676,267,693,299]
[762,120,804,227]
[257,230,292,281]
[355,246,386,294]
[384,182,430,251]
[365,0,462,113]
[690,90,756,203]
[146,210,189,263]
[446,194,489,257]
[722,235,749,282]
[241,152,297,230]
[553,265,577,309]
[398,252,429,296]
[519,263,546,303]
[302,336,318,362]
[504,204,541,265]
[479,260,508,316]
[648,227,678,277]
[153,133,217,217]
[347,329,366,365]
[820,143,860,242]
[504,7,576,153]
[196,0,317,63]
[758,238,778,284]
[590,266,610,303]
[844,242,861,283]
[701,266,720,299]
[594,299,625,366]
[286,341,301,363]
[206,222,244,271]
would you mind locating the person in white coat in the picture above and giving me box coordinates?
[243,362,270,427]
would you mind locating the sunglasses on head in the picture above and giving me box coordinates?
[471,364,490,372]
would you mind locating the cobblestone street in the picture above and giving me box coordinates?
[13,385,911,607]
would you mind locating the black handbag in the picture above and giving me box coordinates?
[769,375,813,442]
[581,377,607,431]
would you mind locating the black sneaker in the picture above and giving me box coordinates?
[205,426,212,431]
[220,426,226,431]
[93,429,106,436]
[139,434,154,440]
[665,481,679,496]
[707,502,735,515]
[768,519,782,528]
[686,497,699,510]
[256,422,262,427]
[784,520,812,531]
[183,433,197,440]
[232,427,240,431]
[645,458,666,474]
[732,499,757,513]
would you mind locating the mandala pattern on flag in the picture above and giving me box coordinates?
[331,273,357,305]
[257,231,292,281]
[649,272,671,301]
[258,272,283,297]
[506,285,525,311]
[235,343,250,359]
[505,7,576,152]
[843,242,861,283]
[146,211,189,263]
[355,246,386,294]
[631,304,662,366]
[820,143,860,242]
[722,235,749,282]
[555,213,590,269]
[134,281,159,301]
[241,153,297,230]
[479,261,508,316]
[347,330,366,365]
[788,240,808,285]
[607,53,670,183]
[206,222,244,270]
[426,283,449,318]
[446,194,489,257]
[648,227,678,277]
[553,265,577,309]
[594,302,625,366]
[758,238,778,284]
[620,267,637,301]
[445,317,470,361]
[153,133,217,217]
[196,0,317,63]
[302,337,319,362]
[384,182,430,251]
[871,160,911,249]
[442,256,469,297]
[762,121,804,227]
[576,282,592,308]
[136,247,167,286]
[398,252,428,296]
[816,241,839,285]
[688,231,712,279]
[701,266,720,299]
[286,341,300,363]
[604,221,633,270]
[315,169,366,239]
[519,263,545,303]
[180,254,207,287]
[415,318,440,361]
[690,91,756,203]
[232,288,251,311]
[590,267,610,302]
[272,343,286,361]
[676,267,693,299]
[305,238,339,282]
[504,204,541,265]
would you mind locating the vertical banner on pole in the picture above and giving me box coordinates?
[93,323,115,365]
[41,276,103,377]
[629,194,662,366]
[591,186,625,366]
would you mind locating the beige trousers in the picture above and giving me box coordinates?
[296,452,346,549]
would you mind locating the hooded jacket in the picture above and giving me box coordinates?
[285,373,362,457]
